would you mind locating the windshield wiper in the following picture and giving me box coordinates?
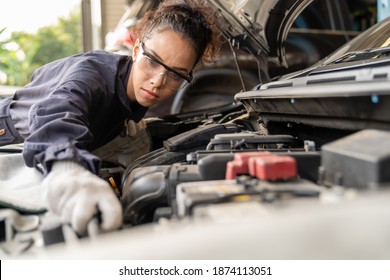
[331,46,390,64]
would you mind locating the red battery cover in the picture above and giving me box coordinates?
[225,151,271,180]
[249,155,297,180]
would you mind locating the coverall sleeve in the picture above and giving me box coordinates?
[22,80,102,175]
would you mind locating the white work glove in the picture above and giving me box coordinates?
[42,161,122,236]
[125,119,146,137]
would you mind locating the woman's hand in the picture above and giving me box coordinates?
[42,161,122,236]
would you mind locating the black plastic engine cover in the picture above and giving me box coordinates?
[163,123,240,152]
[320,129,390,189]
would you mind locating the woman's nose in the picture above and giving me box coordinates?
[150,72,166,87]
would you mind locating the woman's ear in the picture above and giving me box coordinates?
[132,40,140,61]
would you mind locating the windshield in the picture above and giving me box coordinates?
[321,17,390,65]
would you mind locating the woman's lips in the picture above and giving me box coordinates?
[142,88,159,101]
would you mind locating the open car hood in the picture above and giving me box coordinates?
[207,0,313,67]
[234,18,390,133]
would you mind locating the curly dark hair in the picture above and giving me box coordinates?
[132,0,221,66]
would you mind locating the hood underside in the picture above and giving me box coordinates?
[207,0,313,67]
[234,18,390,131]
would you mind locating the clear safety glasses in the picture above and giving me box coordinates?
[136,42,193,90]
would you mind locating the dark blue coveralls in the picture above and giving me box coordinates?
[0,50,147,175]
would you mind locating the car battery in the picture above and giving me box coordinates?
[175,177,323,217]
[193,150,321,182]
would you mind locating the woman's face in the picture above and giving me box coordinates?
[127,30,197,107]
